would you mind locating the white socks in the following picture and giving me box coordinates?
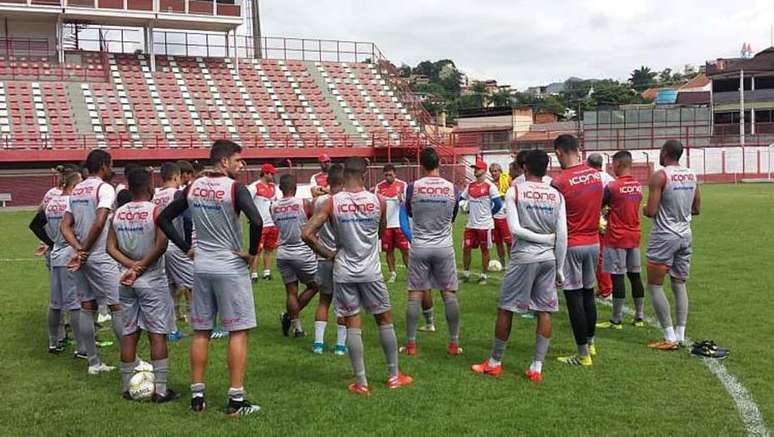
[336,324,347,347]
[314,321,326,343]
[530,360,543,373]
[675,326,686,343]
[663,326,677,343]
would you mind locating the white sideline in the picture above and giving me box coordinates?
[0,258,39,262]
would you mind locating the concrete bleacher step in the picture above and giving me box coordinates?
[64,83,94,138]
[304,61,361,138]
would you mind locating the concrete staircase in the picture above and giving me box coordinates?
[304,61,361,138]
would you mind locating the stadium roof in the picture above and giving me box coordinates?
[706,47,774,76]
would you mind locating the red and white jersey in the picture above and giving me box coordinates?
[461,180,499,230]
[604,175,642,249]
[373,179,407,229]
[248,181,277,227]
[152,186,177,211]
[42,187,62,208]
[551,164,604,247]
[310,172,328,190]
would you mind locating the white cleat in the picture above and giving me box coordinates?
[96,313,112,324]
[135,359,153,372]
[388,272,397,283]
[88,363,116,375]
[418,324,436,332]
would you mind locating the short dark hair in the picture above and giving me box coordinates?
[419,147,439,171]
[278,173,296,194]
[509,160,520,175]
[515,150,530,166]
[383,163,396,173]
[525,150,549,178]
[327,164,344,188]
[553,134,579,153]
[343,157,367,178]
[85,149,112,174]
[127,167,151,197]
[62,171,81,188]
[160,162,181,182]
[586,153,604,170]
[123,163,141,176]
[612,150,632,166]
[192,160,205,173]
[176,160,193,175]
[662,140,683,161]
[210,139,242,165]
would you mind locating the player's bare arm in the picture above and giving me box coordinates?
[60,211,82,252]
[106,226,137,270]
[691,184,701,216]
[302,200,336,260]
[644,170,666,218]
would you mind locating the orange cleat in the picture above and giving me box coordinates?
[347,383,371,396]
[386,373,413,389]
[399,341,416,356]
[524,369,543,383]
[447,343,463,356]
[471,360,503,377]
[648,340,679,351]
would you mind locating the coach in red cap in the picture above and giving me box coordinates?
[310,154,332,198]
[247,162,279,281]
[460,158,503,285]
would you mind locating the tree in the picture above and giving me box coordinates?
[590,80,643,107]
[629,66,657,92]
[398,64,412,78]
[488,89,513,107]
[659,68,672,84]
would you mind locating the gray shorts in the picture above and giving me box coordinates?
[165,247,193,290]
[500,260,558,313]
[50,267,80,311]
[647,234,693,280]
[277,257,317,285]
[563,244,599,290]
[334,280,391,317]
[407,246,459,292]
[602,247,641,275]
[316,260,334,295]
[73,254,120,306]
[191,273,256,332]
[119,284,176,335]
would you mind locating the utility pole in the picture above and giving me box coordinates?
[252,0,262,59]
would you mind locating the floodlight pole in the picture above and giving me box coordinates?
[252,0,262,59]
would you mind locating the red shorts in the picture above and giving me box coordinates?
[492,218,512,245]
[463,228,491,250]
[260,225,278,251]
[382,228,410,252]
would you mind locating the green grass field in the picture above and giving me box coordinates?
[1,183,772,436]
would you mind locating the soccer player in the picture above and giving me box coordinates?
[29,170,84,355]
[551,134,604,367]
[472,150,567,382]
[596,151,646,329]
[513,150,553,184]
[177,160,194,187]
[310,164,349,355]
[310,154,332,197]
[272,174,319,338]
[107,168,178,403]
[461,159,502,285]
[489,163,511,267]
[644,140,700,350]
[248,163,279,282]
[302,157,412,395]
[402,147,462,357]
[60,149,123,375]
[152,162,192,341]
[374,164,409,283]
[191,160,205,179]
[158,140,264,416]
[587,153,615,299]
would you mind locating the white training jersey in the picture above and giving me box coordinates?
[408,176,457,248]
[329,189,383,282]
[374,179,407,229]
[652,165,697,239]
[507,181,565,264]
[112,201,165,287]
[460,180,499,230]
[44,193,74,267]
[271,196,315,260]
[66,176,116,256]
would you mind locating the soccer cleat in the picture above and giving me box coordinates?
[386,373,413,389]
[471,360,503,377]
[168,331,186,342]
[96,339,114,348]
[647,340,680,351]
[97,313,112,324]
[226,399,261,417]
[135,360,153,372]
[388,271,397,283]
[48,345,64,354]
[632,318,645,328]
[477,277,487,286]
[399,341,417,356]
[262,272,272,281]
[191,396,206,413]
[250,272,258,283]
[589,344,597,356]
[87,362,116,375]
[520,312,536,320]
[334,345,348,356]
[293,328,306,338]
[461,274,471,283]
[447,343,463,356]
[418,323,436,332]
[596,320,623,330]
[348,383,371,396]
[557,354,592,367]
[312,342,325,354]
[280,313,291,337]
[73,351,88,360]
[690,340,730,359]
[210,328,229,340]
[524,369,543,383]
[152,389,180,403]
[122,391,133,401]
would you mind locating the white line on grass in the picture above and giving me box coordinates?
[596,298,769,437]
[0,258,39,262]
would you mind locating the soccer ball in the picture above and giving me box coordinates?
[599,216,608,234]
[459,200,469,213]
[128,371,155,401]
[488,260,503,272]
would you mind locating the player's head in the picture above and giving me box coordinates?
[553,134,580,169]
[160,161,181,187]
[319,154,332,172]
[472,159,487,180]
[524,150,549,178]
[508,160,521,179]
[419,147,439,172]
[343,157,367,186]
[177,160,194,185]
[512,150,530,178]
[127,167,153,201]
[191,160,205,178]
[660,140,683,166]
[60,169,83,193]
[54,164,80,188]
[383,163,396,184]
[85,149,112,178]
[260,163,277,183]
[612,150,633,177]
[586,153,605,171]
[278,173,296,196]
[327,164,344,194]
[489,163,502,181]
[210,139,244,178]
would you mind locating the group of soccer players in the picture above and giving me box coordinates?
[29,133,700,415]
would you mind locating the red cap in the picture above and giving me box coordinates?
[319,154,331,163]
[261,163,277,174]
[472,159,488,170]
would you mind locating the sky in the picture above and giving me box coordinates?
[259,0,774,89]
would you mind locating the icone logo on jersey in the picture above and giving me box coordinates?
[337,202,377,214]
[417,185,452,196]
[272,203,300,214]
[524,190,557,202]
[46,202,67,213]
[671,173,696,183]
[117,210,150,221]
[192,186,225,200]
[568,172,601,186]
[620,185,642,194]
[71,185,95,197]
